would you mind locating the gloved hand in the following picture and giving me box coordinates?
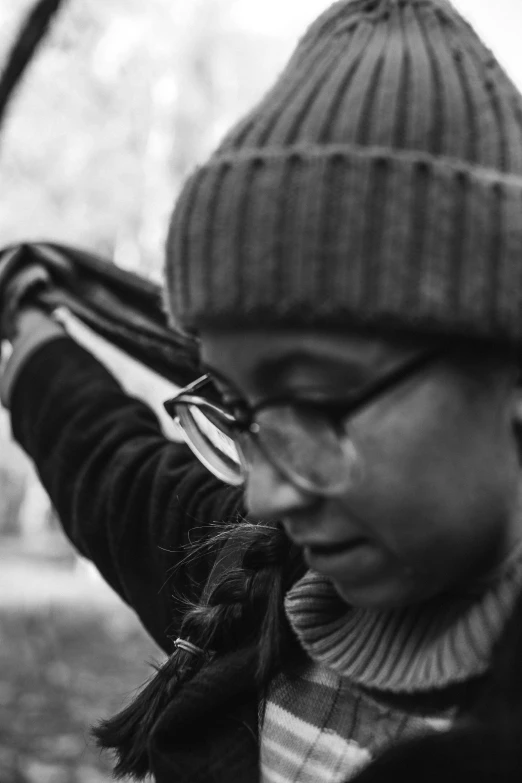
[0,305,66,409]
[0,246,69,408]
[0,245,51,341]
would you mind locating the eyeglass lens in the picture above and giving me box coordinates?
[238,405,356,494]
[177,405,244,485]
[177,402,357,495]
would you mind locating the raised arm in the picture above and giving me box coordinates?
[3,310,244,652]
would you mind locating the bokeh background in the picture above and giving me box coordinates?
[0,1,521,781]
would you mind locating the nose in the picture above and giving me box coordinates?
[244,456,316,520]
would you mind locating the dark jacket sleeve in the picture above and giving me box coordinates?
[9,336,244,652]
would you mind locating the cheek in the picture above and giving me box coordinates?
[345,381,517,582]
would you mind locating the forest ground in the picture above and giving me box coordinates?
[0,538,160,783]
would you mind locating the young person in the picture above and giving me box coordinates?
[2,0,522,780]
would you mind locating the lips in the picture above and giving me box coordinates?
[306,538,368,557]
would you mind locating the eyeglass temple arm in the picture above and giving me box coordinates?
[163,374,211,417]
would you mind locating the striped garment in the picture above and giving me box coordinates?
[260,546,522,783]
[260,661,453,783]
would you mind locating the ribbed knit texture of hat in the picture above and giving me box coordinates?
[166,0,522,343]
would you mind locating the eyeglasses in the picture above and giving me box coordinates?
[163,349,442,496]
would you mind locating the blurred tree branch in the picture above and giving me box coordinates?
[0,0,66,130]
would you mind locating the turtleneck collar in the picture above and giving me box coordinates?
[284,544,522,694]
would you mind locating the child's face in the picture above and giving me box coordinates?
[200,329,522,609]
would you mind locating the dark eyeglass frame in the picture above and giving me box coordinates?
[163,346,444,493]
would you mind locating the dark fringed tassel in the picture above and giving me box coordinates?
[92,642,205,780]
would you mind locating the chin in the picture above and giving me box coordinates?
[332,576,436,610]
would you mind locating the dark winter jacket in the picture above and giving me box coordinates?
[10,335,260,782]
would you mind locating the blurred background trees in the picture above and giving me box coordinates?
[0,0,309,275]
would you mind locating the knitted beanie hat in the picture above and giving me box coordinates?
[165,0,522,343]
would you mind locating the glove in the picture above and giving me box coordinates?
[0,306,66,409]
[0,245,52,341]
[0,246,69,407]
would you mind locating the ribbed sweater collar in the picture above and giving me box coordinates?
[284,547,522,694]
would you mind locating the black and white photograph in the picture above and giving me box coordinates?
[1,1,522,781]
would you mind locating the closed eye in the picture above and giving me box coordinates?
[287,398,362,428]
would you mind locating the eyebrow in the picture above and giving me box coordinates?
[201,350,374,394]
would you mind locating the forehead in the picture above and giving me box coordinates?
[199,328,428,393]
